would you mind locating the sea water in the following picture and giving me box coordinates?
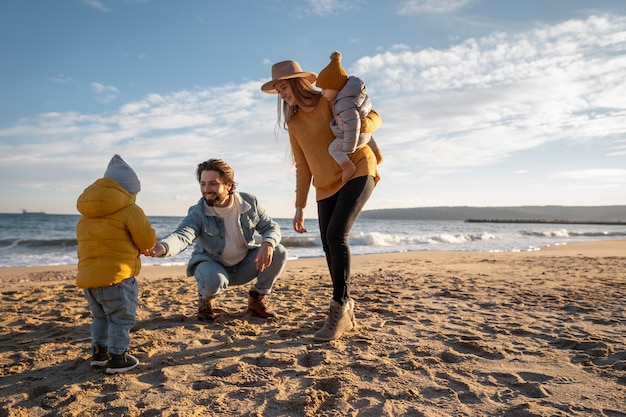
[0,213,624,268]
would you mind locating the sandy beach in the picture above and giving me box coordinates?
[1,240,625,416]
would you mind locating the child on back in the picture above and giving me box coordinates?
[316,50,383,182]
[76,154,156,374]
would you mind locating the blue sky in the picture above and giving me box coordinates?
[1,0,625,218]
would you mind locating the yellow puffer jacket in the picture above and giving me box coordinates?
[76,178,156,288]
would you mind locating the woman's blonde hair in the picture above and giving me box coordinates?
[276,78,322,132]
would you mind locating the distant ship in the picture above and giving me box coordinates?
[22,209,47,215]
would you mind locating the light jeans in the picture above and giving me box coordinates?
[83,277,138,355]
[194,244,287,299]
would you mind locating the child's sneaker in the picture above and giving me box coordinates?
[105,351,139,374]
[90,345,109,367]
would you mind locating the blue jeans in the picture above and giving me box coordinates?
[194,244,287,299]
[83,277,138,355]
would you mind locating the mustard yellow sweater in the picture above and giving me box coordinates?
[288,98,381,208]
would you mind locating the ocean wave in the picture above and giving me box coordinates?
[0,238,78,251]
[521,229,626,238]
[279,236,320,247]
[349,231,497,246]
[1,218,625,267]
[3,228,624,253]
[430,232,497,244]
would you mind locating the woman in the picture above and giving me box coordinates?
[261,60,381,342]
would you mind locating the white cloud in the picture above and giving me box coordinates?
[398,0,474,14]
[6,15,625,172]
[349,14,626,174]
[0,80,284,187]
[50,74,74,84]
[2,13,625,214]
[554,169,626,182]
[302,0,361,16]
[90,82,120,103]
[607,139,626,156]
[80,0,109,12]
[355,15,626,94]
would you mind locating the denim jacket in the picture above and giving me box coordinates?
[159,192,281,277]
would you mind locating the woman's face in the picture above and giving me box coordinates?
[274,80,296,106]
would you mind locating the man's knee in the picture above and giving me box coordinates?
[194,262,229,297]
[267,245,288,276]
[273,244,288,266]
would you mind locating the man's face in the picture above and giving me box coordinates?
[199,170,231,207]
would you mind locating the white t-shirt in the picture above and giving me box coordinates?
[212,196,248,266]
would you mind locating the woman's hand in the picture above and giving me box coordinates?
[361,109,382,133]
[293,207,307,233]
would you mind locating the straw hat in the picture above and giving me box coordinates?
[261,60,317,94]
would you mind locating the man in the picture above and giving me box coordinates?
[144,159,287,320]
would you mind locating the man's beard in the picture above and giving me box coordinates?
[204,193,228,207]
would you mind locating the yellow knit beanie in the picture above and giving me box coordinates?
[316,51,348,91]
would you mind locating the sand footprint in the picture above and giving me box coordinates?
[491,371,551,399]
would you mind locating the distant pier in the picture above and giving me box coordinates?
[465,219,625,225]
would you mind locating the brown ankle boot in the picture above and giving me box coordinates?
[248,289,277,318]
[313,298,355,342]
[198,297,216,321]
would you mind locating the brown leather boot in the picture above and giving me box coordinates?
[248,289,277,318]
[198,297,216,321]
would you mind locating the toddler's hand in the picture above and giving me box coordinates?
[142,243,166,257]
[336,115,344,131]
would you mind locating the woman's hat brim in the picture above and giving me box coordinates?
[261,72,317,94]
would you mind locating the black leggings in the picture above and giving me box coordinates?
[317,176,375,303]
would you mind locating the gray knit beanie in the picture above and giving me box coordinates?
[103,154,141,193]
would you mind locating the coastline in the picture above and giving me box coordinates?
[465,219,626,225]
[1,240,624,286]
[1,240,625,416]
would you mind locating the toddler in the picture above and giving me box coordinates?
[76,154,156,374]
[316,51,383,182]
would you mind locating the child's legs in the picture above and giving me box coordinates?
[89,277,138,355]
[84,288,108,347]
[354,133,373,151]
[329,138,350,165]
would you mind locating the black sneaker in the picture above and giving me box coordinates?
[91,345,109,367]
[105,352,139,374]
